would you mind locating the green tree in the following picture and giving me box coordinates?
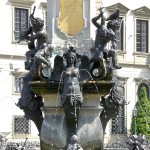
[130,86,150,138]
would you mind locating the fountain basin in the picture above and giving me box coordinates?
[30,80,114,149]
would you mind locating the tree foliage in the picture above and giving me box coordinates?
[130,86,150,138]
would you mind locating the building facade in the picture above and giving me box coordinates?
[0,0,47,141]
[101,0,150,144]
[0,0,150,145]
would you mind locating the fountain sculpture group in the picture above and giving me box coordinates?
[17,7,125,150]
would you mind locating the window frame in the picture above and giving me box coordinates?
[133,6,150,55]
[135,19,149,53]
[135,78,150,110]
[12,72,23,95]
[12,6,30,43]
[12,115,31,138]
[137,82,150,100]
[115,17,125,51]
[11,0,34,43]
[14,7,29,41]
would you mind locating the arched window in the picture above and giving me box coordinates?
[138,83,149,99]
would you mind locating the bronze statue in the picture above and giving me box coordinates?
[91,7,122,70]
[100,77,125,132]
[16,6,126,149]
[44,46,91,148]
[60,46,83,144]
[61,46,83,107]
[17,7,52,134]
[67,135,83,150]
[24,41,36,70]
[20,7,51,68]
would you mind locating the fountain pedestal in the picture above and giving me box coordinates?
[31,81,114,149]
[16,1,124,149]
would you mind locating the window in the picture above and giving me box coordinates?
[138,83,149,99]
[11,0,35,42]
[136,20,148,53]
[116,18,124,50]
[14,8,29,40]
[12,73,23,94]
[14,76,22,93]
[112,106,126,134]
[13,116,30,134]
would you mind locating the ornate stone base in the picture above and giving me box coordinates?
[40,107,66,149]
[78,107,103,149]
[40,107,103,149]
[30,81,114,149]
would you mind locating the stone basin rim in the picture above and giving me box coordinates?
[42,106,104,110]
[29,80,115,85]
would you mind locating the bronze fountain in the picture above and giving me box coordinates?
[17,7,124,150]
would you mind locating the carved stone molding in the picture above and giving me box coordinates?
[41,2,47,10]
[132,6,150,18]
[134,78,150,84]
[133,52,150,57]
[106,3,129,16]
[118,76,129,82]
[10,0,35,7]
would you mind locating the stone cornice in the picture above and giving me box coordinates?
[134,78,150,83]
[0,54,25,60]
[10,0,35,8]
[117,76,129,82]
[119,63,149,69]
[117,50,127,55]
[41,2,47,10]
[106,3,129,16]
[133,52,150,57]
[10,70,27,75]
[132,6,150,18]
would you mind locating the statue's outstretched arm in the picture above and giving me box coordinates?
[91,8,104,28]
[91,13,101,28]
